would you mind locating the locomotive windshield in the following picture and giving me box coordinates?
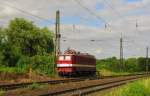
[58,55,71,61]
[59,56,64,60]
[65,56,71,60]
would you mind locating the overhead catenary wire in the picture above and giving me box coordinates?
[1,2,101,35]
[101,0,128,34]
[73,0,110,28]
[3,1,146,54]
[101,0,143,36]
[102,0,150,48]
[102,0,123,19]
[102,0,148,35]
[0,2,52,22]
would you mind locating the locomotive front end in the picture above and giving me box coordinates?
[56,55,74,75]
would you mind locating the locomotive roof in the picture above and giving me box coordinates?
[60,49,96,59]
[59,54,95,59]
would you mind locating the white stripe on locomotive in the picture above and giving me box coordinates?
[57,64,95,68]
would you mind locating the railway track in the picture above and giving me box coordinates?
[61,76,146,96]
[0,73,149,91]
[0,78,85,90]
[3,73,150,96]
[37,74,150,96]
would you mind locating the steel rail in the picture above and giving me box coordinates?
[0,78,84,90]
[0,72,149,91]
[39,74,150,96]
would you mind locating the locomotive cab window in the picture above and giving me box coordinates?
[59,56,64,60]
[65,56,71,60]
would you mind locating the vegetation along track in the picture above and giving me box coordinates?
[37,74,150,96]
[0,73,148,91]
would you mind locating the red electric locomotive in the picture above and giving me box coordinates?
[56,49,96,76]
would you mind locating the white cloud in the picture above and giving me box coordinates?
[2,6,15,15]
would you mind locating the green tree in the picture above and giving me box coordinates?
[97,57,120,72]
[137,57,150,72]
[1,18,54,67]
[125,58,138,72]
[0,28,4,65]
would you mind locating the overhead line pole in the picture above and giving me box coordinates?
[146,46,149,72]
[56,10,61,54]
[120,37,124,71]
[54,10,61,73]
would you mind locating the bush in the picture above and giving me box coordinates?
[30,55,55,76]
[16,55,55,76]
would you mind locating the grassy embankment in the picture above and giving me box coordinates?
[104,78,150,96]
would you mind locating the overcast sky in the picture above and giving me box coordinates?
[0,0,150,59]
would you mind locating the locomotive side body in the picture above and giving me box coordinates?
[73,55,96,74]
[56,54,96,76]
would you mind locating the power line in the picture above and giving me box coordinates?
[102,0,122,17]
[102,0,132,24]
[102,0,140,35]
[0,2,51,21]
[102,0,150,52]
[73,0,110,27]
[102,0,147,33]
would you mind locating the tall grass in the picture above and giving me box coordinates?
[99,68,130,76]
[0,65,27,74]
[0,89,4,96]
[104,78,150,96]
